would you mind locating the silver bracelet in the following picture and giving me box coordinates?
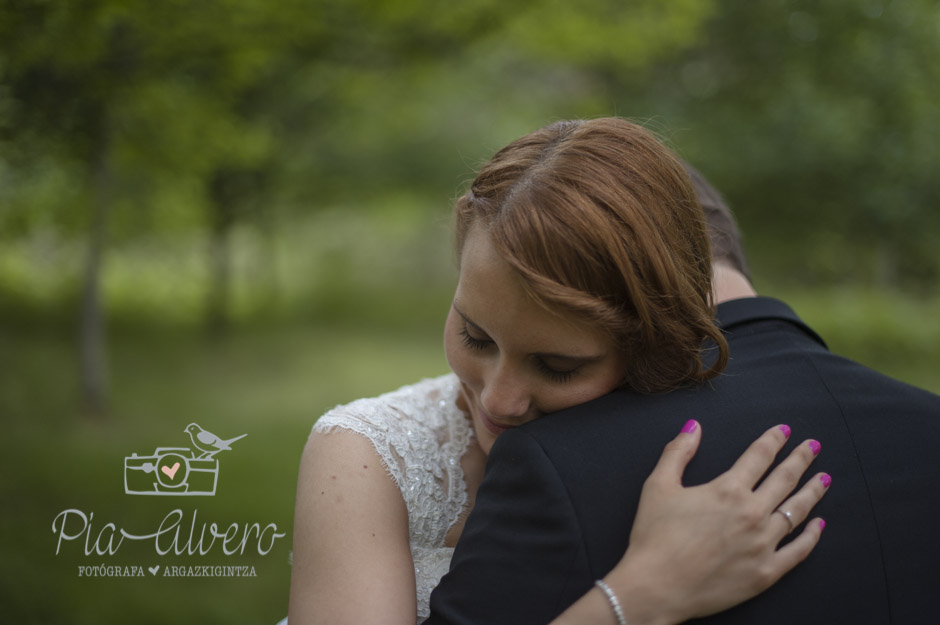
[595,579,627,625]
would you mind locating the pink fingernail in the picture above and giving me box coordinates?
[819,473,832,488]
[779,424,791,438]
[680,419,698,434]
[818,519,826,532]
[809,440,822,456]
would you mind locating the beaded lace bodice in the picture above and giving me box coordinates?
[312,374,473,623]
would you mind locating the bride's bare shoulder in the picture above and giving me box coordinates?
[288,430,416,625]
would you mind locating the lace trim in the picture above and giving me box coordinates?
[311,375,473,622]
[413,545,455,622]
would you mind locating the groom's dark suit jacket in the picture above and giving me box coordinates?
[427,297,940,625]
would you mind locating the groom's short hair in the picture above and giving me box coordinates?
[683,162,751,280]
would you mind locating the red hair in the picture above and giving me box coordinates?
[454,118,727,393]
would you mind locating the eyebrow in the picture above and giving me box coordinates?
[452,300,605,364]
[452,301,484,333]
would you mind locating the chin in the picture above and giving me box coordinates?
[473,426,497,456]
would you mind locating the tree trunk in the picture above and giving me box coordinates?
[79,117,112,419]
[206,170,237,335]
[255,175,279,315]
[874,239,898,288]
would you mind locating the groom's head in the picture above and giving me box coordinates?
[683,162,751,280]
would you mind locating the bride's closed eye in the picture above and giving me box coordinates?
[458,324,581,383]
[534,359,579,383]
[459,326,491,351]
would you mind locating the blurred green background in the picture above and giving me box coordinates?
[1,0,938,623]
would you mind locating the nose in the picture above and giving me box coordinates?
[480,360,531,420]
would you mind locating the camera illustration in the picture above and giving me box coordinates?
[124,448,219,495]
[123,424,246,496]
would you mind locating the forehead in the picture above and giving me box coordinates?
[456,226,610,355]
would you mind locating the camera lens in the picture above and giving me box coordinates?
[155,452,189,490]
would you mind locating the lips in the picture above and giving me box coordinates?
[478,408,518,436]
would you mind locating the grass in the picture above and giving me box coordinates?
[1,316,449,625]
[1,286,937,624]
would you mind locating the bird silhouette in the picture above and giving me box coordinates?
[184,423,247,459]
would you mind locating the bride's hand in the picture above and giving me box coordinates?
[607,421,829,625]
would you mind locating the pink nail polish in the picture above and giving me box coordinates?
[818,519,826,532]
[819,473,832,488]
[779,424,791,438]
[681,419,698,434]
[809,440,822,456]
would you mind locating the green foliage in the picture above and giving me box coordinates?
[776,286,940,392]
[618,0,940,286]
[493,0,713,69]
[0,0,320,239]
[5,0,931,286]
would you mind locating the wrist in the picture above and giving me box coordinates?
[602,557,679,625]
[595,579,627,625]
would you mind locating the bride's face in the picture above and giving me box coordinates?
[444,225,627,455]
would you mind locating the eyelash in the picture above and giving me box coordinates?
[459,326,578,383]
[459,327,491,351]
[536,361,576,383]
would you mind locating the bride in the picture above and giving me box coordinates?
[286,118,828,624]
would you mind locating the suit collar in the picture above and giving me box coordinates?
[716,296,827,349]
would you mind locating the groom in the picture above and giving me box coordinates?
[426,166,940,624]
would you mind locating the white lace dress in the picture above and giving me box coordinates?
[311,374,474,623]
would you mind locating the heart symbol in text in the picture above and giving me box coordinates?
[161,462,181,480]
[149,566,160,576]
